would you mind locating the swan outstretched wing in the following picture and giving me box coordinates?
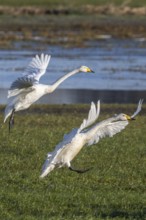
[87,120,128,146]
[8,54,51,97]
[25,53,51,82]
[131,99,143,119]
[78,101,100,133]
[40,151,56,178]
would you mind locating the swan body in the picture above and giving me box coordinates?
[40,99,143,178]
[5,84,51,118]
[4,54,94,130]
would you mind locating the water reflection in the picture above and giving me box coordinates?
[35,89,146,104]
[1,88,145,104]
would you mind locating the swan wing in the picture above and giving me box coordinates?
[24,53,51,82]
[40,152,56,178]
[131,99,143,119]
[8,54,50,97]
[8,83,35,98]
[78,101,100,132]
[52,128,78,152]
[62,128,78,145]
[40,128,78,177]
[87,120,128,146]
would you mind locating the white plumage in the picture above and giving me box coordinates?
[4,54,94,131]
[40,99,143,178]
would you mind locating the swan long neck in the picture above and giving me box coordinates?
[50,68,80,92]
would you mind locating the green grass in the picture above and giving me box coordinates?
[0,104,146,220]
[0,0,146,7]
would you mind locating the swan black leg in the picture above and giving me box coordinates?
[69,166,92,174]
[9,109,15,133]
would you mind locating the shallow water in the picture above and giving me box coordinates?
[0,38,146,104]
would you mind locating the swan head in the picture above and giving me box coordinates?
[79,66,94,73]
[115,113,133,121]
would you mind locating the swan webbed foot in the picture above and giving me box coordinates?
[69,166,93,174]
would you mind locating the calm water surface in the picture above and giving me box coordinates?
[0,38,146,103]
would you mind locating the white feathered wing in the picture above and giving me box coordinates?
[86,120,129,146]
[78,100,100,133]
[8,54,51,98]
[40,128,78,178]
[131,99,143,119]
[85,99,143,146]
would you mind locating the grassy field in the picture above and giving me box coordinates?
[0,103,146,220]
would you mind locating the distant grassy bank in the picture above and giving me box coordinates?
[0,103,146,220]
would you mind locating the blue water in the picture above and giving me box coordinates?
[0,38,146,103]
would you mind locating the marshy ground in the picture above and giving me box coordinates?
[1,1,146,48]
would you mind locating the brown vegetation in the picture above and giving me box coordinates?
[0,5,146,16]
[0,5,146,48]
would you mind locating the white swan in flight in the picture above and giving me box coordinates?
[40,99,143,178]
[4,54,94,131]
